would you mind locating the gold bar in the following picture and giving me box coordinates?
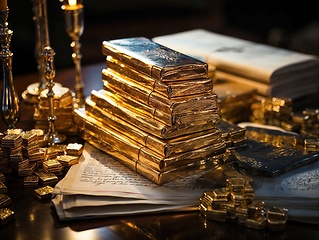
[89,90,217,139]
[0,208,15,225]
[84,100,222,157]
[102,68,218,115]
[78,128,222,185]
[106,56,213,98]
[102,37,208,82]
[38,86,74,109]
[98,86,219,127]
[74,108,225,171]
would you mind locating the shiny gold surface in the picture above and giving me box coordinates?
[106,56,213,98]
[74,108,225,171]
[102,68,218,115]
[0,208,14,225]
[78,128,223,185]
[89,90,217,139]
[102,37,208,81]
[34,185,54,200]
[84,100,221,157]
[199,177,288,231]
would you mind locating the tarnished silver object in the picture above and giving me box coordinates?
[0,8,20,129]
[42,46,66,145]
[60,0,85,107]
[230,125,319,177]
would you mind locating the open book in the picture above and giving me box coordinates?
[153,29,319,99]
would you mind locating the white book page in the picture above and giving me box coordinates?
[61,194,195,210]
[53,143,210,200]
[153,29,318,83]
[52,195,196,220]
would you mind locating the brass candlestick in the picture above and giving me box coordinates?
[0,7,20,129]
[42,46,66,145]
[22,0,62,105]
[32,0,49,92]
[60,0,85,107]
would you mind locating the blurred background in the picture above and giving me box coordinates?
[7,0,319,76]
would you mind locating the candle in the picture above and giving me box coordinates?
[62,0,83,10]
[0,0,7,11]
[68,0,76,6]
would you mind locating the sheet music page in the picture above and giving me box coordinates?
[53,143,210,201]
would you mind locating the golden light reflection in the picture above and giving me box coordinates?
[68,0,77,6]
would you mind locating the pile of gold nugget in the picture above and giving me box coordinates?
[73,37,227,185]
[199,177,288,231]
[293,108,319,138]
[250,96,299,131]
[0,128,83,224]
[214,80,257,123]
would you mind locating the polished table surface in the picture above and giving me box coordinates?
[1,63,319,240]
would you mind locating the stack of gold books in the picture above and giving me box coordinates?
[74,37,226,185]
[33,86,77,135]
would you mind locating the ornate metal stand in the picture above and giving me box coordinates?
[22,0,62,105]
[0,8,20,129]
[61,0,85,107]
[42,46,66,145]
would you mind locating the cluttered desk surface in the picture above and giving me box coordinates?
[0,17,319,238]
[0,60,318,240]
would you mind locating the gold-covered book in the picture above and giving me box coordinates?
[72,36,226,184]
[89,90,218,139]
[78,128,223,185]
[84,99,222,157]
[74,108,226,171]
[102,68,218,115]
[106,56,213,98]
[102,37,208,81]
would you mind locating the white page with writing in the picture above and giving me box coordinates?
[53,143,211,201]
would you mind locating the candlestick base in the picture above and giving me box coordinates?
[44,131,66,146]
[22,82,62,105]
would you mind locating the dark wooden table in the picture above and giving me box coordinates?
[0,63,319,240]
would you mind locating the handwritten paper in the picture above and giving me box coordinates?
[52,143,212,220]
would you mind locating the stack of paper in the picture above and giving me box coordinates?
[52,143,216,220]
[153,29,319,100]
[74,37,226,185]
[252,161,319,224]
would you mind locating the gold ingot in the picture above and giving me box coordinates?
[247,201,265,219]
[245,216,267,230]
[102,37,208,82]
[205,208,228,222]
[226,178,245,193]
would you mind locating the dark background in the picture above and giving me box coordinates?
[6,0,319,76]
